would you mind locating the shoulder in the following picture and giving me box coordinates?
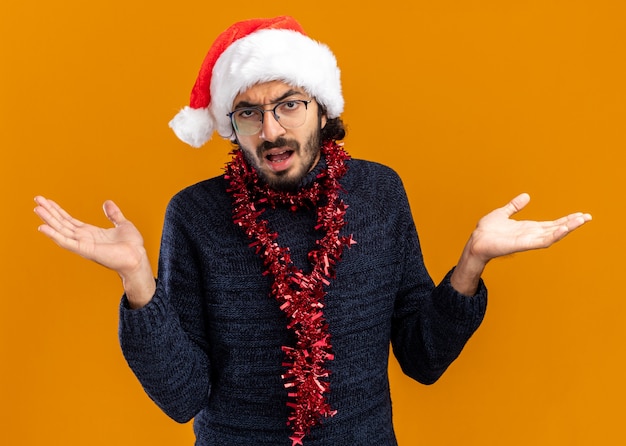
[340,158,415,231]
[343,158,407,199]
[165,175,231,226]
[170,175,228,206]
[346,158,401,180]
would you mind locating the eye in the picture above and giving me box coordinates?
[277,101,301,114]
[236,108,261,120]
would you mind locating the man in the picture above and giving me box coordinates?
[34,16,591,446]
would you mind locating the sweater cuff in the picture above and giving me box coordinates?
[433,269,488,326]
[119,285,170,337]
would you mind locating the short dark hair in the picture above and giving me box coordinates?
[321,117,346,142]
[318,101,346,142]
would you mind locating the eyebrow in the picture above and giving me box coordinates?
[233,89,306,109]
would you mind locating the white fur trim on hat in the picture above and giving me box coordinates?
[210,29,343,139]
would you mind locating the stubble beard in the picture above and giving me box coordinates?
[239,128,322,192]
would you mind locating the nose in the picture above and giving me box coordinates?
[259,110,286,142]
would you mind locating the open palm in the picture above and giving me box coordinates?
[34,196,147,276]
[469,193,592,263]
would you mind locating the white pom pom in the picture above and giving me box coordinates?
[168,106,215,148]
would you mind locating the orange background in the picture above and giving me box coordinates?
[1,1,624,445]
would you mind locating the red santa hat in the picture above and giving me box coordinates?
[169,16,344,148]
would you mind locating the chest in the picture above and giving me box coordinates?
[197,202,404,351]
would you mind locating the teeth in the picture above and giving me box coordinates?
[266,150,291,157]
[266,150,292,164]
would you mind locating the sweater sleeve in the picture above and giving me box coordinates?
[389,180,487,385]
[118,192,211,423]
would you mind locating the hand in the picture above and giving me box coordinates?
[451,193,592,295]
[34,196,156,307]
[468,193,592,264]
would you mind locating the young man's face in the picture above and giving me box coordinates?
[231,80,327,191]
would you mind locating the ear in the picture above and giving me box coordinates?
[321,113,327,129]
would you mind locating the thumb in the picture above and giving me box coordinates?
[103,200,127,226]
[502,192,531,217]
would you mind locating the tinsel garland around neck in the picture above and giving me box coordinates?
[224,140,356,445]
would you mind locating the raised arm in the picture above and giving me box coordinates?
[451,193,592,296]
[34,196,155,308]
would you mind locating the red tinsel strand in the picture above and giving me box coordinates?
[225,141,353,443]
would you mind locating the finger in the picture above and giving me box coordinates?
[35,206,81,243]
[545,212,592,232]
[35,210,82,251]
[543,213,592,245]
[37,221,78,247]
[102,200,127,227]
[563,212,592,232]
[33,198,94,252]
[34,200,68,232]
[501,193,531,217]
[34,196,83,229]
[47,199,83,227]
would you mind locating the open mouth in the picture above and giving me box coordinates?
[266,149,294,163]
[263,148,295,173]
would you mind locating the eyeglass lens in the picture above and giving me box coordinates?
[231,100,309,135]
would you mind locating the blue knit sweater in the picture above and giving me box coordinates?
[119,157,487,445]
